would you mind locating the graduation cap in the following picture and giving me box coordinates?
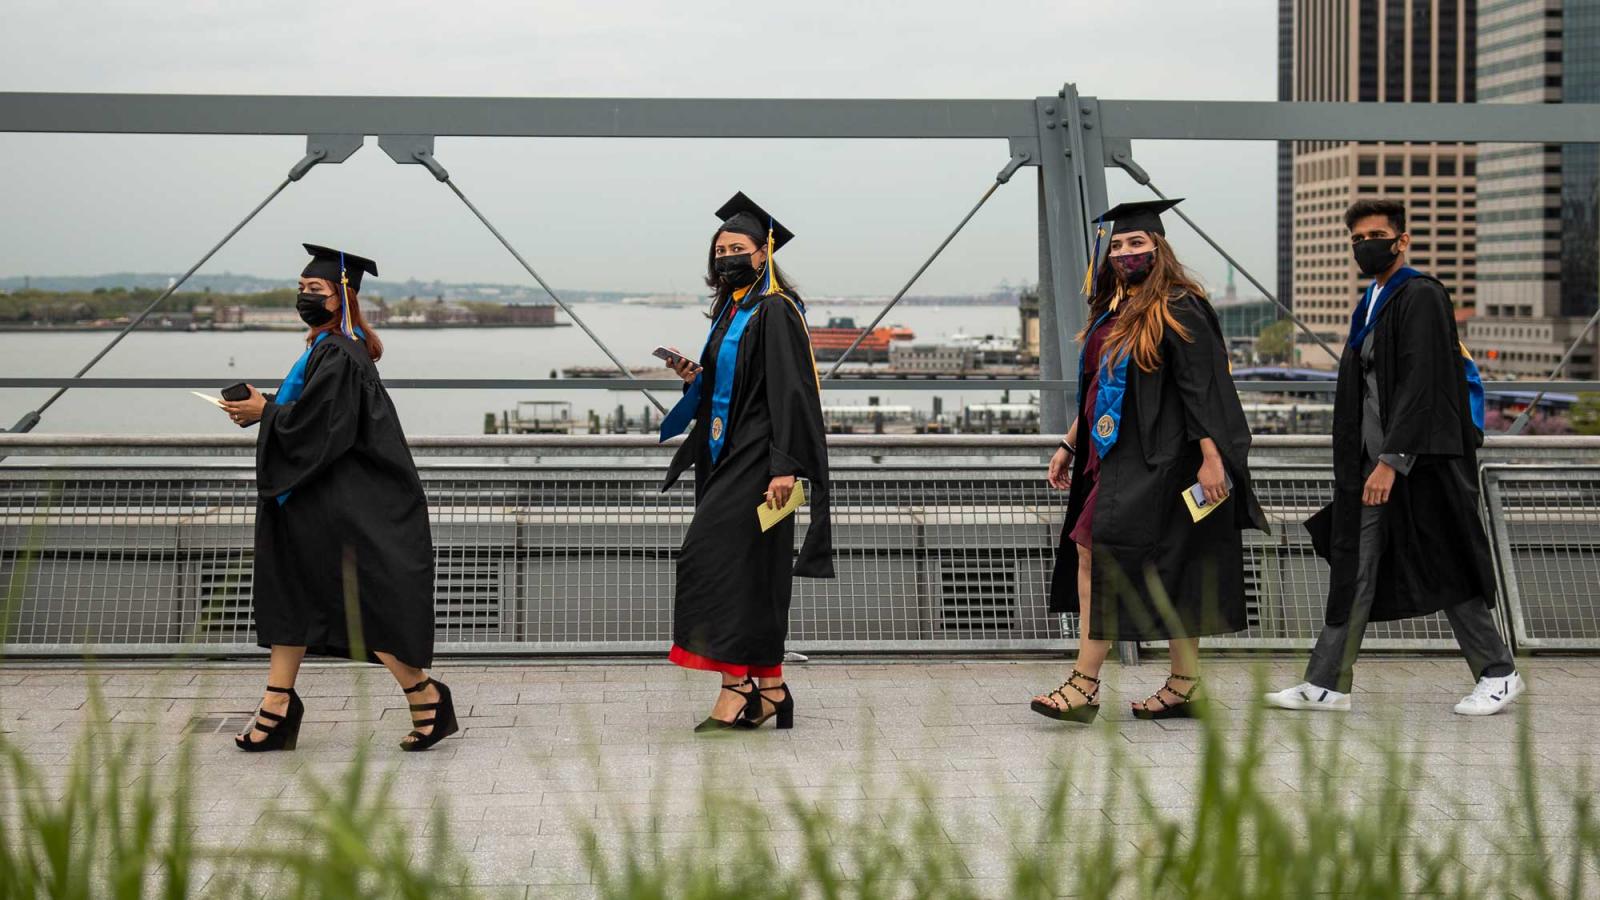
[301,244,379,292]
[1082,198,1184,294]
[1097,198,1183,237]
[715,192,794,252]
[714,192,792,295]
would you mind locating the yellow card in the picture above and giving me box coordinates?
[757,481,806,532]
[1182,482,1229,523]
[189,391,225,408]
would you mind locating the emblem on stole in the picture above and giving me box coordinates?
[1095,414,1114,439]
[711,417,724,441]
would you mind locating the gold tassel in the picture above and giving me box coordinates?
[1081,225,1105,295]
[764,226,781,295]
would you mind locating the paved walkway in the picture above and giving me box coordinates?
[1,656,1595,897]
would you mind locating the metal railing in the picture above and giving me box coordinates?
[1,435,1596,658]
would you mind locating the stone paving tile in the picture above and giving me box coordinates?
[0,656,1594,895]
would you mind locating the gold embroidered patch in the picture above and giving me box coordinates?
[1095,414,1114,438]
[710,417,723,441]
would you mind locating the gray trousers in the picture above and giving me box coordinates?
[1305,501,1514,693]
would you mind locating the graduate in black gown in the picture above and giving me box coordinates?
[658,193,833,733]
[1029,200,1268,723]
[1265,199,1523,716]
[219,244,458,753]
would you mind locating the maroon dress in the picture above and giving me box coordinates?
[1068,312,1117,549]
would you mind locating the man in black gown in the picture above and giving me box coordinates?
[1265,200,1524,716]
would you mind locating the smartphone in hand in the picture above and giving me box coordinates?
[652,347,698,369]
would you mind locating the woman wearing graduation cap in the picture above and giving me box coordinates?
[1029,200,1267,722]
[220,244,456,753]
[658,193,834,733]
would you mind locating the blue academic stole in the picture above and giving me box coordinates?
[658,289,814,463]
[1079,309,1132,459]
[659,293,760,464]
[705,301,760,462]
[271,329,360,505]
[1346,268,1485,431]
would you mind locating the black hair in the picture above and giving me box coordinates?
[1344,199,1406,234]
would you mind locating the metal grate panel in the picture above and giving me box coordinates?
[1484,466,1600,650]
[0,456,1591,657]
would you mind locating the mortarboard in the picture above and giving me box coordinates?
[715,192,794,253]
[301,244,378,292]
[714,192,792,296]
[1096,198,1183,238]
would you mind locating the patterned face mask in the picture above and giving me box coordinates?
[1110,250,1156,285]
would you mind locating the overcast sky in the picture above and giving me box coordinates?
[0,1,1276,297]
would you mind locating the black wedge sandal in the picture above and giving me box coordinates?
[1030,669,1101,724]
[1131,674,1203,720]
[235,685,304,752]
[400,677,460,752]
[737,682,794,730]
[695,679,757,734]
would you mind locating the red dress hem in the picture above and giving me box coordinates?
[668,644,782,678]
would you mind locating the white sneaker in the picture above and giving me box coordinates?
[1263,682,1351,711]
[1453,672,1525,716]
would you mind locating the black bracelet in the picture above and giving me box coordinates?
[1059,440,1076,455]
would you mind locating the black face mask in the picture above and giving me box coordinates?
[713,253,759,288]
[296,292,335,327]
[1353,238,1399,277]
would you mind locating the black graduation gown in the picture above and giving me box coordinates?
[251,334,436,668]
[1305,275,1495,626]
[663,291,834,669]
[1049,294,1269,641]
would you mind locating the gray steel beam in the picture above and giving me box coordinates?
[1035,171,1068,435]
[1095,99,1600,142]
[4,93,1598,144]
[0,93,1037,139]
[1035,87,1097,436]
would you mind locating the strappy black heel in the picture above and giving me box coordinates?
[737,683,794,730]
[1132,674,1203,720]
[695,679,757,733]
[235,685,303,752]
[1030,669,1101,723]
[400,677,459,752]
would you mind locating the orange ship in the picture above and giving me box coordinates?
[808,317,915,362]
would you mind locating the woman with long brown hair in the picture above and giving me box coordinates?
[219,244,455,753]
[1029,200,1267,722]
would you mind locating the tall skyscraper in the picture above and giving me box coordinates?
[1465,0,1600,380]
[1287,0,1479,367]
[1278,0,1297,318]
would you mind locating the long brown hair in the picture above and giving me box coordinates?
[305,281,384,362]
[1078,232,1205,373]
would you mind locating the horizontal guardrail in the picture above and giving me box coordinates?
[2,433,1598,458]
[2,378,1597,393]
